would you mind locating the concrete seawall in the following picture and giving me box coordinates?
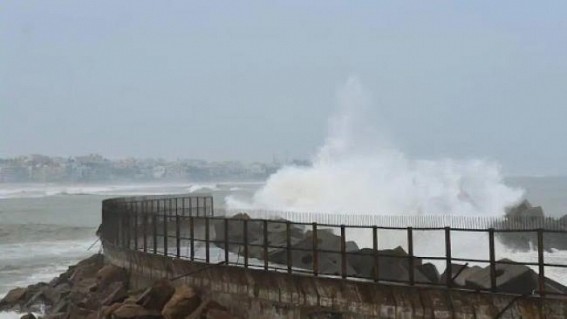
[104,245,567,319]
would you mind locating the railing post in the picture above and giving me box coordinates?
[189,197,193,217]
[243,219,249,268]
[163,200,168,257]
[210,196,214,216]
[312,222,318,276]
[286,221,292,274]
[152,213,158,254]
[182,197,186,217]
[175,213,180,258]
[373,226,379,282]
[224,219,230,264]
[196,197,200,217]
[189,216,195,261]
[407,227,414,285]
[263,220,269,271]
[175,198,178,216]
[445,227,452,288]
[143,208,148,253]
[489,228,497,291]
[537,229,545,297]
[205,217,210,263]
[341,225,347,279]
[133,207,138,251]
[125,205,131,249]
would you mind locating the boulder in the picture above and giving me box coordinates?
[465,260,567,294]
[268,228,358,274]
[19,313,36,319]
[206,308,238,319]
[100,302,123,319]
[135,278,175,311]
[214,216,306,260]
[348,247,430,283]
[186,300,234,319]
[112,303,162,319]
[440,264,483,287]
[101,282,129,306]
[162,284,201,319]
[66,303,96,319]
[69,255,104,285]
[47,282,72,304]
[417,263,440,284]
[96,265,128,290]
[505,200,533,217]
[0,287,27,309]
[213,213,261,251]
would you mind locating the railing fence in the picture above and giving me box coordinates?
[101,195,567,299]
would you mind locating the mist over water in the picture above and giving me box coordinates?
[227,78,525,216]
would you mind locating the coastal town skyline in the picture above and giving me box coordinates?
[0,153,308,183]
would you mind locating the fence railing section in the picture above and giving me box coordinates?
[101,195,567,299]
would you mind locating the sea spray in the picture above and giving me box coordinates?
[227,77,524,217]
[226,77,525,256]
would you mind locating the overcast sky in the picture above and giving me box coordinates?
[1,1,566,175]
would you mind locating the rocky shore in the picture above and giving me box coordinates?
[0,254,239,319]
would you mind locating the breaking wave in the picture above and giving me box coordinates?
[227,77,524,216]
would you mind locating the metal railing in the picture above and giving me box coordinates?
[101,195,567,299]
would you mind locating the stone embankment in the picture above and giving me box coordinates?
[0,254,239,319]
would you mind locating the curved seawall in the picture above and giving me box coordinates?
[101,195,567,318]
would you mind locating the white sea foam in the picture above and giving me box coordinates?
[0,183,196,199]
[227,77,524,217]
[0,238,99,297]
[0,311,41,319]
[187,184,219,193]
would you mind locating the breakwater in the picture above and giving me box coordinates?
[98,194,567,318]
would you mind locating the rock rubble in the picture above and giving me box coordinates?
[0,254,239,319]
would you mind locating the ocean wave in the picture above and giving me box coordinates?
[0,224,96,244]
[187,184,219,193]
[0,183,196,199]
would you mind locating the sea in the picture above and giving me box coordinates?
[0,177,566,318]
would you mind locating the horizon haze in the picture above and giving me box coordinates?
[2,1,567,176]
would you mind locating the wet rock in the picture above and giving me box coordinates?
[112,303,162,319]
[0,287,27,310]
[96,265,129,291]
[100,302,123,319]
[135,278,175,311]
[465,260,567,294]
[206,308,238,319]
[69,255,104,285]
[101,281,129,306]
[268,228,357,274]
[417,263,440,283]
[505,200,533,217]
[441,264,483,287]
[215,216,305,259]
[19,313,36,319]
[162,284,201,319]
[67,303,97,319]
[186,299,229,319]
[348,247,430,283]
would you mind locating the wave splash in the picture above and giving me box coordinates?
[228,77,524,216]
